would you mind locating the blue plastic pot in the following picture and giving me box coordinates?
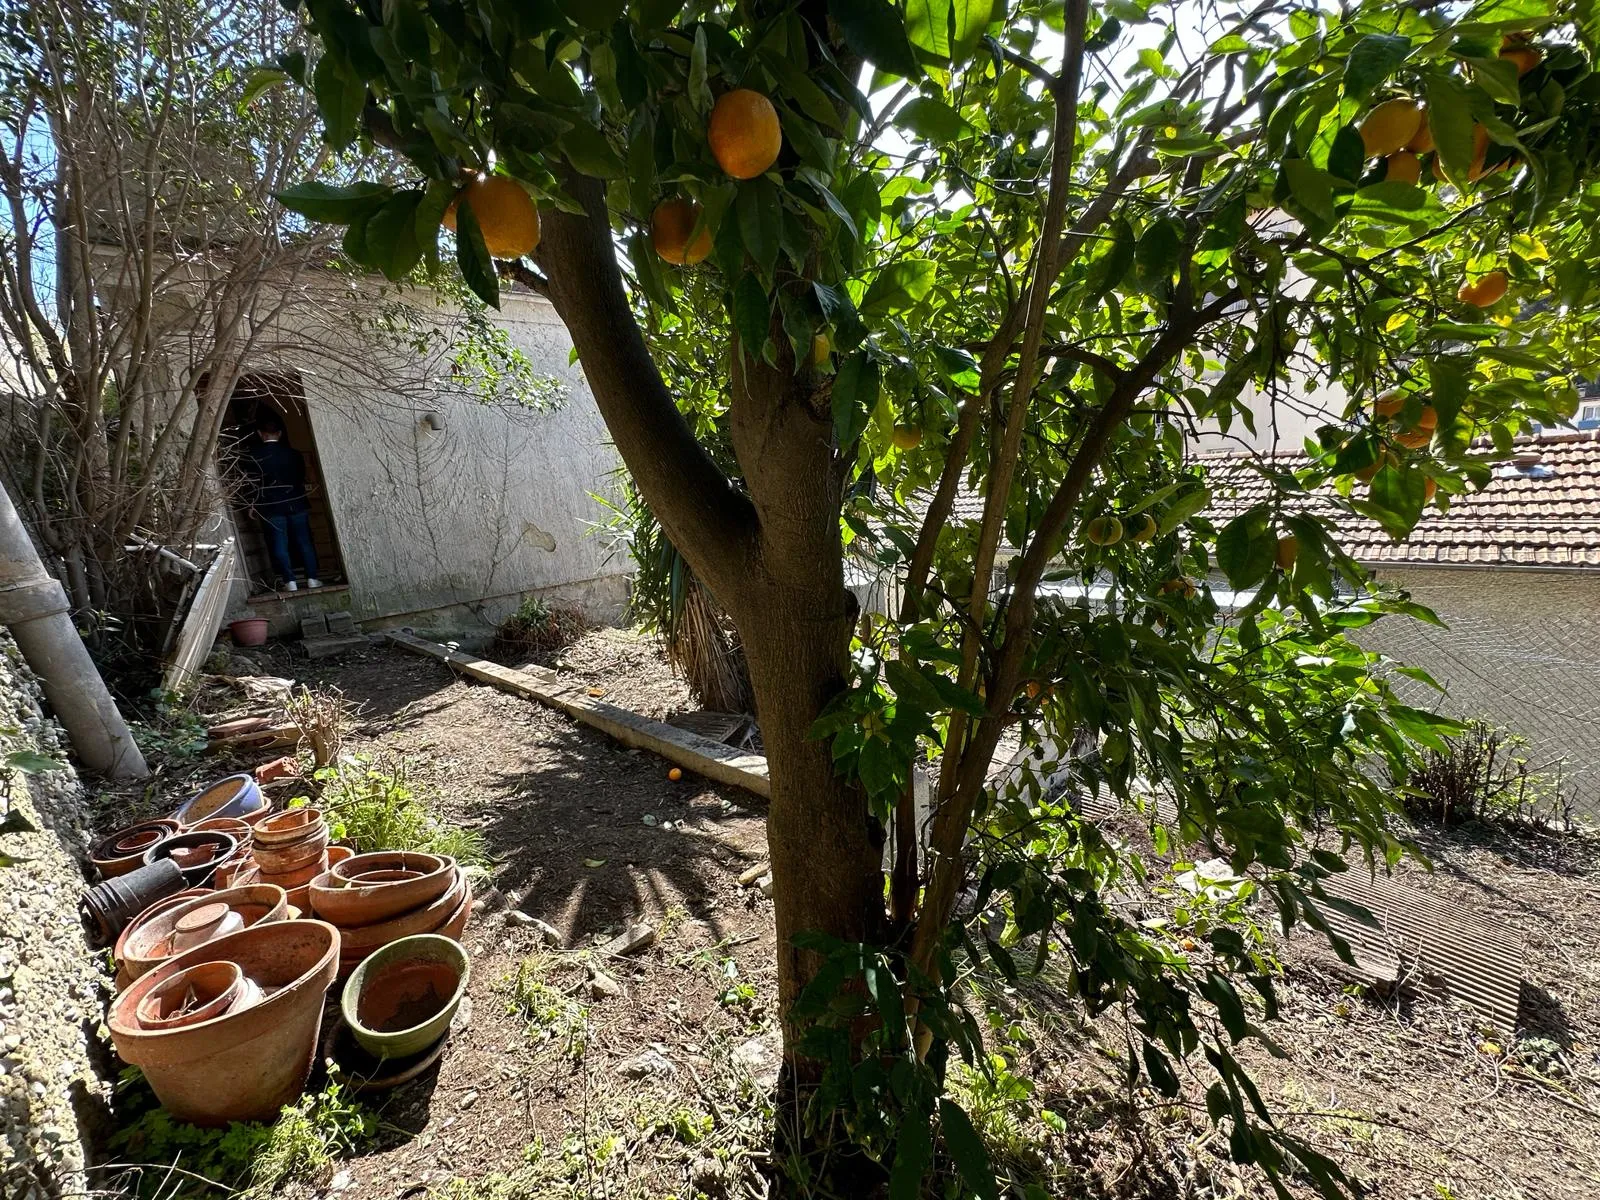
[173,774,265,826]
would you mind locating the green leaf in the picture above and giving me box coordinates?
[689,26,713,113]
[939,1099,999,1200]
[1463,56,1522,105]
[1157,485,1210,535]
[906,0,952,60]
[860,259,937,318]
[239,66,289,113]
[1134,220,1182,292]
[736,177,781,280]
[762,49,843,131]
[1216,507,1274,589]
[894,97,973,142]
[557,0,623,29]
[1283,159,1335,224]
[1203,970,1249,1041]
[815,282,867,351]
[827,0,922,79]
[454,202,500,308]
[274,181,391,224]
[1343,34,1412,100]
[732,273,772,361]
[365,191,424,281]
[4,750,65,775]
[1425,73,1477,183]
[313,54,366,149]
[832,351,881,445]
[559,124,625,178]
[1086,216,1136,304]
[950,0,999,61]
[888,1104,934,1200]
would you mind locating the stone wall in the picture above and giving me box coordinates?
[0,632,105,1199]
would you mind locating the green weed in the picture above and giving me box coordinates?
[310,753,489,868]
[506,955,590,1060]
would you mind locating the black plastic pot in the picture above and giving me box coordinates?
[144,831,238,887]
[81,858,186,944]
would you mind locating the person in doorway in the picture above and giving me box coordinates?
[243,411,322,592]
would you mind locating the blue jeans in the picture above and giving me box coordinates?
[260,511,319,583]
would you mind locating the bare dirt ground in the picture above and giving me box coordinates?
[101,630,1600,1199]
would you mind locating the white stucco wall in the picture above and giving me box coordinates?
[1355,565,1600,817]
[233,286,628,634]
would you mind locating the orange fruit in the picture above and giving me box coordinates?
[1468,123,1492,180]
[1275,536,1299,570]
[1160,576,1198,599]
[1374,391,1406,420]
[891,425,923,450]
[1395,405,1438,450]
[1129,513,1159,544]
[1024,681,1043,700]
[811,332,831,365]
[1355,450,1395,483]
[1500,46,1541,75]
[443,176,540,259]
[1424,478,1438,503]
[708,90,783,180]
[1385,152,1422,183]
[1359,99,1424,158]
[650,197,713,265]
[668,767,683,782]
[1405,111,1434,154]
[1458,270,1508,307]
[1085,516,1123,546]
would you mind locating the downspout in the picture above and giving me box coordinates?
[0,478,148,779]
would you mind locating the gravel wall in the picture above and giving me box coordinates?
[0,631,106,1199]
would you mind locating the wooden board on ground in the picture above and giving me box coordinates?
[1308,869,1525,1035]
[162,538,238,694]
[387,632,771,799]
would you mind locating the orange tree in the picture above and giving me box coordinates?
[278,0,1600,1192]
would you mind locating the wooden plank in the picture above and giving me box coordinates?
[163,538,238,694]
[386,631,771,798]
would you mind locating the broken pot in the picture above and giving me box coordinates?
[340,934,469,1059]
[109,919,341,1125]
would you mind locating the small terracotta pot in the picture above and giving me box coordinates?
[252,807,324,846]
[135,961,248,1030]
[341,935,469,1060]
[310,854,454,927]
[90,819,181,879]
[109,920,342,1125]
[172,774,266,826]
[338,875,472,977]
[118,884,290,980]
[326,845,354,868]
[188,816,253,846]
[230,617,269,646]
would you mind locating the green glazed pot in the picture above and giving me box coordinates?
[339,934,469,1060]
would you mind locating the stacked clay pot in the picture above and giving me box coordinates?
[189,816,254,884]
[115,884,290,982]
[89,819,181,879]
[248,807,330,903]
[307,852,472,976]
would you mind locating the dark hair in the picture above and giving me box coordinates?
[255,410,285,436]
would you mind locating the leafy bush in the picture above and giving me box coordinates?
[310,754,489,868]
[108,1073,372,1198]
[490,595,589,663]
[1406,720,1569,827]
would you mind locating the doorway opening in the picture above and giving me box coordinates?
[218,372,347,597]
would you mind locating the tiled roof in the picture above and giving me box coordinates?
[1198,431,1600,570]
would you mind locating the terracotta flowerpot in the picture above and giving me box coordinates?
[252,807,324,846]
[340,935,469,1060]
[252,830,329,872]
[81,859,187,944]
[90,819,181,879]
[109,920,341,1125]
[172,774,266,826]
[310,854,454,927]
[188,816,253,847]
[326,845,354,868]
[144,832,237,887]
[338,875,472,977]
[230,617,269,646]
[256,853,328,890]
[118,885,290,980]
[335,868,467,954]
[134,961,250,1030]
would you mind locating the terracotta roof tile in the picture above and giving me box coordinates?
[1198,430,1600,571]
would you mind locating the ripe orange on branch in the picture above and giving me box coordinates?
[1359,98,1424,158]
[1458,270,1508,307]
[443,176,540,260]
[708,90,782,179]
[650,197,713,265]
[1385,152,1422,183]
